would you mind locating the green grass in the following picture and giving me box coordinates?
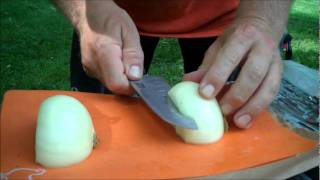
[0,0,318,101]
[149,39,184,85]
[287,0,318,68]
[0,0,72,99]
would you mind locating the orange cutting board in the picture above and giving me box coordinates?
[0,90,317,179]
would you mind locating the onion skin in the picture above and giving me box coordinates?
[35,95,96,168]
[168,81,224,144]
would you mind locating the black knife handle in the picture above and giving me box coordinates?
[226,65,242,84]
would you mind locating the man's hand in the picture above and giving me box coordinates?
[54,0,143,95]
[199,21,282,129]
[185,0,292,129]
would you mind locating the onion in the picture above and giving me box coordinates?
[35,95,97,168]
[168,81,224,144]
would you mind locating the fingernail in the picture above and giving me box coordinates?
[201,84,215,98]
[221,104,232,115]
[129,65,141,79]
[236,114,252,129]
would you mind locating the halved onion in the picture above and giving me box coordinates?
[168,81,224,144]
[36,95,97,168]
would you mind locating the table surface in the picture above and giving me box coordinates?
[196,149,318,180]
[0,64,318,179]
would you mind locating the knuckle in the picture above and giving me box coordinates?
[233,31,250,46]
[82,66,90,75]
[255,96,272,113]
[123,48,144,61]
[249,104,264,117]
[95,36,120,49]
[234,37,249,49]
[220,38,248,67]
[82,63,95,78]
[265,36,277,49]
[269,83,280,97]
[81,58,93,72]
[245,106,262,118]
[254,104,264,113]
[81,59,89,69]
[264,49,274,58]
[261,93,273,105]
[278,61,284,74]
[119,8,130,17]
[270,68,282,97]
[247,25,260,36]
[206,70,225,85]
[260,82,280,104]
[237,24,258,39]
[230,93,246,106]
[220,49,239,67]
[273,52,282,63]
[257,43,273,57]
[243,99,267,118]
[247,65,265,82]
[94,38,108,50]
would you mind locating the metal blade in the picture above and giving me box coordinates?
[130,76,198,129]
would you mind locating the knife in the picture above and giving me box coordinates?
[130,76,198,129]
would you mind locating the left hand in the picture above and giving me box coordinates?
[184,18,283,129]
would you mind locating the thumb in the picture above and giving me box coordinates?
[122,24,144,80]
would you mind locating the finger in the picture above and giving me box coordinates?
[199,38,223,70]
[183,39,222,83]
[219,38,273,115]
[183,69,206,82]
[122,15,144,80]
[233,56,282,129]
[95,39,134,95]
[199,25,259,99]
[122,41,144,80]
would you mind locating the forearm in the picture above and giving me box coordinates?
[52,0,86,31]
[235,0,293,42]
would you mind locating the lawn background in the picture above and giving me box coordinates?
[0,0,318,101]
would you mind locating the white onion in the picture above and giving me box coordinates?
[35,95,96,168]
[168,81,224,144]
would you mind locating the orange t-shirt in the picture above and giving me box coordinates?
[115,0,240,38]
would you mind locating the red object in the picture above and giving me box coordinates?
[115,0,240,38]
[0,90,317,179]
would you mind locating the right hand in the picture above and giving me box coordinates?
[78,1,143,95]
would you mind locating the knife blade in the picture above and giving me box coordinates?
[130,76,198,129]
